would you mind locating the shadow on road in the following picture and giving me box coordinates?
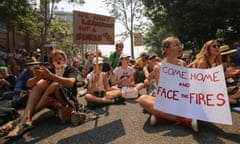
[57,119,125,144]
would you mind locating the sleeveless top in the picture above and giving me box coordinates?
[87,71,105,91]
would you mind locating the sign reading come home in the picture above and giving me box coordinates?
[154,62,232,125]
[73,11,115,45]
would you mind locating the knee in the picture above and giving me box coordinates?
[84,94,93,102]
[137,95,148,105]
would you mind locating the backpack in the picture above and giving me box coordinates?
[0,107,19,126]
[47,85,98,125]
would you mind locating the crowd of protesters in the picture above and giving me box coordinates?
[0,37,240,138]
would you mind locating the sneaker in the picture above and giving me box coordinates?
[191,119,199,132]
[178,117,198,132]
[150,115,164,126]
[113,97,126,104]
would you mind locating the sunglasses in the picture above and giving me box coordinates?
[170,43,184,48]
[212,44,220,48]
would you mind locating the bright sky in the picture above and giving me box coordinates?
[55,0,146,58]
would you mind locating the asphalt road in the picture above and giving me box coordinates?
[1,92,240,144]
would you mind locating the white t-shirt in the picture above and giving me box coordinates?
[113,66,135,88]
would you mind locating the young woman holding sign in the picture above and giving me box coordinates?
[188,39,222,69]
[189,40,240,107]
[137,36,198,132]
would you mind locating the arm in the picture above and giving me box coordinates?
[153,65,161,85]
[143,66,150,79]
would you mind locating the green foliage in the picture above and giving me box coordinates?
[48,18,79,56]
[103,0,149,58]
[0,0,37,32]
[142,0,240,54]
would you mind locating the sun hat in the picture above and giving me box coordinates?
[92,57,104,65]
[221,49,237,55]
[220,45,230,52]
[120,53,130,59]
[181,53,190,59]
[25,57,41,65]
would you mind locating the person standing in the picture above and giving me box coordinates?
[108,41,124,86]
[108,41,124,69]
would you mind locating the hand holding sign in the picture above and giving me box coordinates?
[154,62,232,125]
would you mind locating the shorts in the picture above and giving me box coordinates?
[93,91,106,97]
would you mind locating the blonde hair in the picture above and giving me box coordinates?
[161,36,179,57]
[49,49,67,64]
[190,40,222,68]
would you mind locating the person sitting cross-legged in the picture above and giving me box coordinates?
[84,57,125,109]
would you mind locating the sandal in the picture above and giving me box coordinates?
[70,111,87,125]
[7,121,33,138]
[0,120,18,133]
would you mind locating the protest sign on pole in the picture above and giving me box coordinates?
[154,62,232,125]
[134,33,143,46]
[73,11,115,45]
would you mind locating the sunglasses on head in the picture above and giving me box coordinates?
[212,44,220,48]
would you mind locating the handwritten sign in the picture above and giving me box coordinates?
[134,33,143,46]
[73,11,115,44]
[154,62,232,125]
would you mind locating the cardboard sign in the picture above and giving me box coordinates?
[73,11,115,44]
[154,62,232,125]
[134,33,143,46]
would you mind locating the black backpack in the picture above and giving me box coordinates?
[0,107,19,126]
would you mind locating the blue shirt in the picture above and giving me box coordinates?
[14,70,33,92]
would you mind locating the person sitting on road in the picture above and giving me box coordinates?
[113,54,144,97]
[0,66,16,96]
[84,57,125,109]
[142,54,159,96]
[1,57,40,109]
[134,52,147,83]
[137,36,198,132]
[4,49,81,138]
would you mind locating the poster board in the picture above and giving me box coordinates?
[73,11,115,45]
[154,62,232,125]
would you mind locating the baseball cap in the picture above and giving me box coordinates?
[0,66,7,71]
[145,54,156,60]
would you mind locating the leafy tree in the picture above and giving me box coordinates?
[142,0,240,54]
[0,0,85,61]
[103,0,148,58]
[0,0,37,48]
[48,18,80,57]
[36,0,85,61]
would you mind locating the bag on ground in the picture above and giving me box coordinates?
[121,87,138,99]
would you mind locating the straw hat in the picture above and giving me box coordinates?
[181,53,190,59]
[220,45,230,52]
[25,57,41,65]
[221,49,237,55]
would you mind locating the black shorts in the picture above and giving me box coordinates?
[93,91,106,97]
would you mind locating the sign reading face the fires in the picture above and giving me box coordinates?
[73,11,115,45]
[154,62,232,125]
